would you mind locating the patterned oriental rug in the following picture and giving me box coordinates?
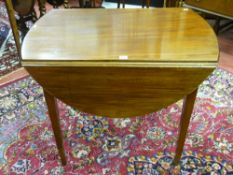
[0,1,21,77]
[0,68,233,175]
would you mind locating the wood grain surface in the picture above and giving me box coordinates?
[22,8,218,65]
[22,8,218,118]
[26,66,214,118]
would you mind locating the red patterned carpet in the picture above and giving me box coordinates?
[1,0,233,174]
[0,68,233,174]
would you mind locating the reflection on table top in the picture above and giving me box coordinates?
[22,8,218,68]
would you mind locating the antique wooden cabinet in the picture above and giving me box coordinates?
[185,0,233,19]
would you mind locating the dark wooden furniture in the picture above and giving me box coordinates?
[117,0,150,8]
[5,0,48,41]
[21,9,219,166]
[184,0,233,20]
[117,0,151,8]
[47,0,70,8]
[165,0,183,7]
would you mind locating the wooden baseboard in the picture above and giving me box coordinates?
[0,67,29,86]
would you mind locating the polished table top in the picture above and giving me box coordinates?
[21,8,219,117]
[22,8,218,67]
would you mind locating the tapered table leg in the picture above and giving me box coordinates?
[173,89,198,165]
[43,90,67,166]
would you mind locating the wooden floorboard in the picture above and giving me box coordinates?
[218,32,233,73]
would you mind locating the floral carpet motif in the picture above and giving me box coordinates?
[0,68,233,174]
[0,1,20,76]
